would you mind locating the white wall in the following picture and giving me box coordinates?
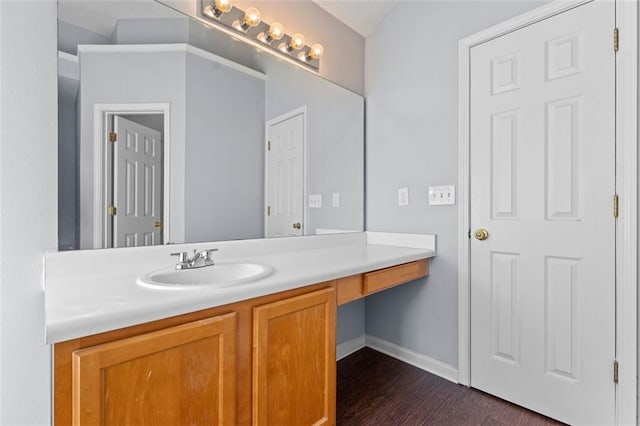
[364,1,546,367]
[0,1,57,424]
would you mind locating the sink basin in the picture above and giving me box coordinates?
[137,262,272,289]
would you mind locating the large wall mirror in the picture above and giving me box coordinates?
[58,0,364,250]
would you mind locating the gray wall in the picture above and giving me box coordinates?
[338,300,365,345]
[184,53,265,242]
[123,114,164,133]
[364,1,547,367]
[58,97,78,250]
[58,20,110,55]
[113,17,189,44]
[0,1,57,423]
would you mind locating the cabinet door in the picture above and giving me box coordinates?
[72,313,236,425]
[253,287,336,426]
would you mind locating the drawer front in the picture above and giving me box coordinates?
[363,259,428,295]
[336,274,364,305]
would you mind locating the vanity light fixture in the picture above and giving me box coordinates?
[200,1,325,70]
[203,0,233,18]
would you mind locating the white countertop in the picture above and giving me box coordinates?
[45,232,435,343]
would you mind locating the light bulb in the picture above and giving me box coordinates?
[243,7,261,28]
[214,0,233,13]
[307,43,324,60]
[204,0,232,18]
[259,22,285,43]
[268,22,284,41]
[288,33,305,51]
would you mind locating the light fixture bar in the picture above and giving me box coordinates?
[199,0,323,70]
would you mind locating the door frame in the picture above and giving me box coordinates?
[264,105,309,237]
[92,103,173,248]
[456,1,637,424]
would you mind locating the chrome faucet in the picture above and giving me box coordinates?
[170,249,219,270]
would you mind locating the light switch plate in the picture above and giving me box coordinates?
[332,193,340,208]
[309,194,322,208]
[398,188,409,206]
[429,185,456,205]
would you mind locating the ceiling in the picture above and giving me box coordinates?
[311,0,398,37]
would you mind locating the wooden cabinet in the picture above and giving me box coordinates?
[70,313,236,425]
[54,258,428,425]
[54,281,334,426]
[253,287,336,426]
[336,259,429,306]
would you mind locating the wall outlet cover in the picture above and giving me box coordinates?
[429,185,456,205]
[398,187,409,206]
[309,194,322,208]
[332,193,340,208]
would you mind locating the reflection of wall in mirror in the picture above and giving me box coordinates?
[76,45,265,249]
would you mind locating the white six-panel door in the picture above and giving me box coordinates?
[112,116,163,247]
[266,112,304,238]
[469,1,615,424]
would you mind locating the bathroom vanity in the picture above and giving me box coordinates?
[46,232,434,425]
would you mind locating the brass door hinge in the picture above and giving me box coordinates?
[108,206,117,216]
[267,140,271,151]
[267,206,271,216]
[614,360,619,384]
[614,194,619,218]
[614,28,619,52]
[109,132,117,143]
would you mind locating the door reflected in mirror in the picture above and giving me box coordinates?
[57,0,364,250]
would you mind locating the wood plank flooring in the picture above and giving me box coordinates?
[337,348,563,426]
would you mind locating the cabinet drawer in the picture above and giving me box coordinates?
[363,259,428,295]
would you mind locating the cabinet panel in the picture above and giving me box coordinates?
[336,274,363,305]
[72,313,236,425]
[253,287,336,426]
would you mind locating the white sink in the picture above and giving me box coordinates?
[137,262,272,289]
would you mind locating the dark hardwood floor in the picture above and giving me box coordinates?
[337,348,563,426]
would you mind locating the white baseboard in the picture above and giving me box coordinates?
[335,334,459,384]
[364,335,458,383]
[336,335,366,360]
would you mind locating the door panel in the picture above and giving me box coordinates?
[112,116,163,247]
[469,1,615,424]
[266,112,304,237]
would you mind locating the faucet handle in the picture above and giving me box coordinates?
[203,248,219,260]
[198,248,219,266]
[170,251,188,263]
